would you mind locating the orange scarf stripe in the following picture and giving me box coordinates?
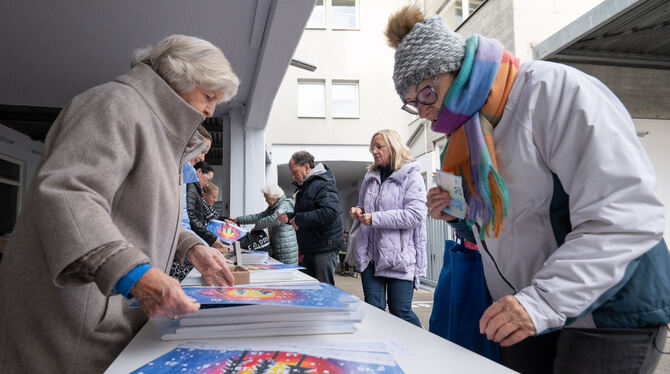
[441,48,519,237]
[481,52,519,124]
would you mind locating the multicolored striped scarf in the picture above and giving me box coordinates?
[432,35,519,238]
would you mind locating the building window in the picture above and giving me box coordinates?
[0,154,22,237]
[331,80,359,118]
[306,0,358,30]
[331,0,358,29]
[306,0,326,29]
[297,79,326,118]
[455,0,485,24]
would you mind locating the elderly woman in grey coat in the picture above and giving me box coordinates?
[0,35,239,373]
[230,185,299,264]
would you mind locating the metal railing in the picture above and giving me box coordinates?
[420,216,456,288]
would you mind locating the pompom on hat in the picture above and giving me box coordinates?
[386,6,466,98]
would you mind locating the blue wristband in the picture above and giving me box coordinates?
[114,263,152,299]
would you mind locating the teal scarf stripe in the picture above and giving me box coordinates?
[442,35,478,107]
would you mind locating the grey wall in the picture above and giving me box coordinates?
[569,63,670,119]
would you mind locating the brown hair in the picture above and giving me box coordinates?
[197,125,212,141]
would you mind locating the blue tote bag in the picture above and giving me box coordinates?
[429,239,500,362]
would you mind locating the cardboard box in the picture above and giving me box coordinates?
[227,264,250,285]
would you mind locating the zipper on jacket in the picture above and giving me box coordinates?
[475,223,517,294]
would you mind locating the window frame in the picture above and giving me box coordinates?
[296,79,327,118]
[331,79,359,119]
[305,0,360,31]
[330,0,360,31]
[305,0,327,29]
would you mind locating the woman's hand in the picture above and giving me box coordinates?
[479,295,536,346]
[350,207,363,220]
[289,217,299,231]
[187,244,235,286]
[131,268,200,319]
[359,213,372,226]
[225,217,238,224]
[276,213,289,224]
[211,239,231,253]
[427,186,457,221]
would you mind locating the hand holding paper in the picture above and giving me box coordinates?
[431,170,467,219]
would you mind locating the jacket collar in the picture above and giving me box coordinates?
[292,163,329,188]
[366,161,420,183]
[115,63,206,154]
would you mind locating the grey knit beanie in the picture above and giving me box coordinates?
[392,16,466,98]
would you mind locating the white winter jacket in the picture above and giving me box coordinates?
[461,61,670,334]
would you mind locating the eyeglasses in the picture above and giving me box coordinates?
[369,143,386,152]
[401,77,439,115]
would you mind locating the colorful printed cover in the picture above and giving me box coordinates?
[206,220,247,243]
[181,283,357,309]
[130,343,405,374]
[241,264,304,271]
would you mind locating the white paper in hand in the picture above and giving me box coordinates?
[432,170,467,219]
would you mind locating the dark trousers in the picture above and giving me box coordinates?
[360,264,421,327]
[501,325,666,374]
[300,250,338,285]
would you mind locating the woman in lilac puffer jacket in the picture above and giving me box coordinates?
[350,129,427,326]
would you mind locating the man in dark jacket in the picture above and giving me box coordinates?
[281,151,343,284]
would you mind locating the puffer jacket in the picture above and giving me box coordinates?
[237,195,299,265]
[354,161,427,287]
[293,163,344,254]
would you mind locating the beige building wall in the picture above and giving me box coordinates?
[266,0,414,148]
[570,63,670,119]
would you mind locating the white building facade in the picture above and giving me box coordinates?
[265,0,415,230]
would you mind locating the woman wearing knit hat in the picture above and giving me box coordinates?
[386,6,670,374]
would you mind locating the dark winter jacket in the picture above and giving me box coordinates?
[293,163,344,255]
[186,182,217,246]
[203,197,225,222]
[237,195,299,264]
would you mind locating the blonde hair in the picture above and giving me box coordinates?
[203,182,219,195]
[368,129,413,170]
[131,34,239,102]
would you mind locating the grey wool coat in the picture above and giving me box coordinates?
[0,63,207,373]
[237,195,299,265]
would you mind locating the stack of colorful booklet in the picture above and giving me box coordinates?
[180,264,307,286]
[241,263,304,282]
[238,249,269,265]
[161,283,364,340]
[130,341,407,373]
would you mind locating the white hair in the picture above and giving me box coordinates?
[261,184,285,200]
[131,34,240,102]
